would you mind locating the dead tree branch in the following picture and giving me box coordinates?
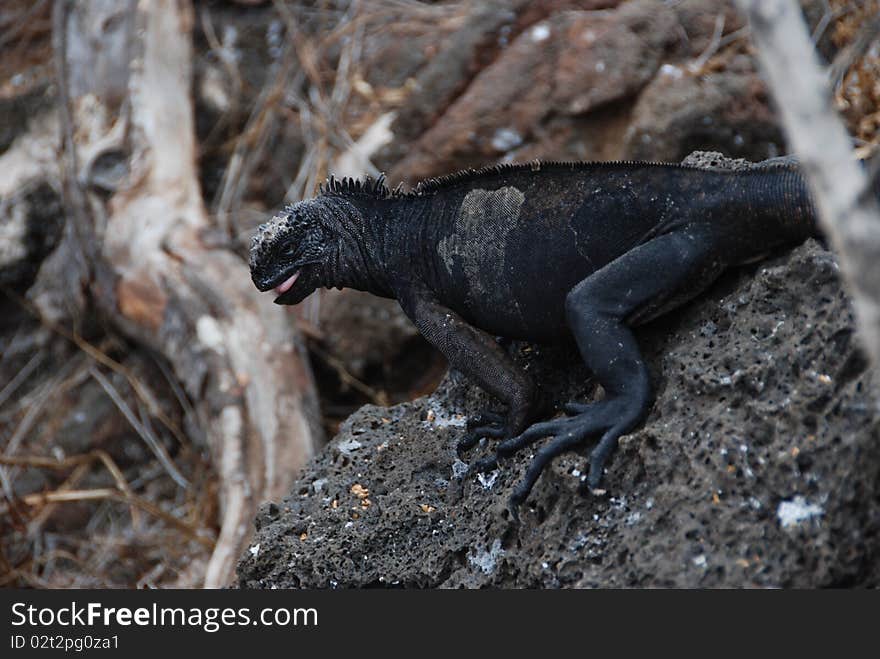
[737,0,880,365]
[52,0,322,587]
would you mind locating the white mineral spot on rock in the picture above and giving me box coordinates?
[477,470,499,489]
[468,539,504,574]
[452,459,469,479]
[336,438,363,455]
[425,406,466,428]
[530,24,550,42]
[777,496,823,527]
[249,543,260,557]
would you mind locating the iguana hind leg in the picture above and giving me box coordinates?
[397,284,541,450]
[497,226,726,509]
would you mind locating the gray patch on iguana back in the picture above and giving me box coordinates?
[437,186,525,318]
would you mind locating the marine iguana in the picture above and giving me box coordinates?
[249,159,818,512]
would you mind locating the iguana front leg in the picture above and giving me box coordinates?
[486,227,726,511]
[397,283,540,450]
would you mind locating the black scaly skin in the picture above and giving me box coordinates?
[249,160,818,514]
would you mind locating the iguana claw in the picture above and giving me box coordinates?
[456,411,507,456]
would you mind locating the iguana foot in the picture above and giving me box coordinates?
[497,397,644,509]
[455,411,506,456]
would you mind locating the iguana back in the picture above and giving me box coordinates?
[405,162,815,341]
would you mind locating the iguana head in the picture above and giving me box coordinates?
[250,176,396,303]
[249,200,330,305]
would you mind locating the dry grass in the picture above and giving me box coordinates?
[690,1,880,158]
[828,0,880,157]
[0,0,52,98]
[0,293,217,588]
[208,0,467,236]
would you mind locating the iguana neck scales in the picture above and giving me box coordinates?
[249,159,818,511]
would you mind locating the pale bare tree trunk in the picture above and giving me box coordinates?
[736,0,880,365]
[52,0,321,587]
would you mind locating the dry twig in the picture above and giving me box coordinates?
[89,366,189,489]
[737,0,880,364]
[0,457,214,550]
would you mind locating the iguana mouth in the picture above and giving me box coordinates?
[273,270,300,295]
